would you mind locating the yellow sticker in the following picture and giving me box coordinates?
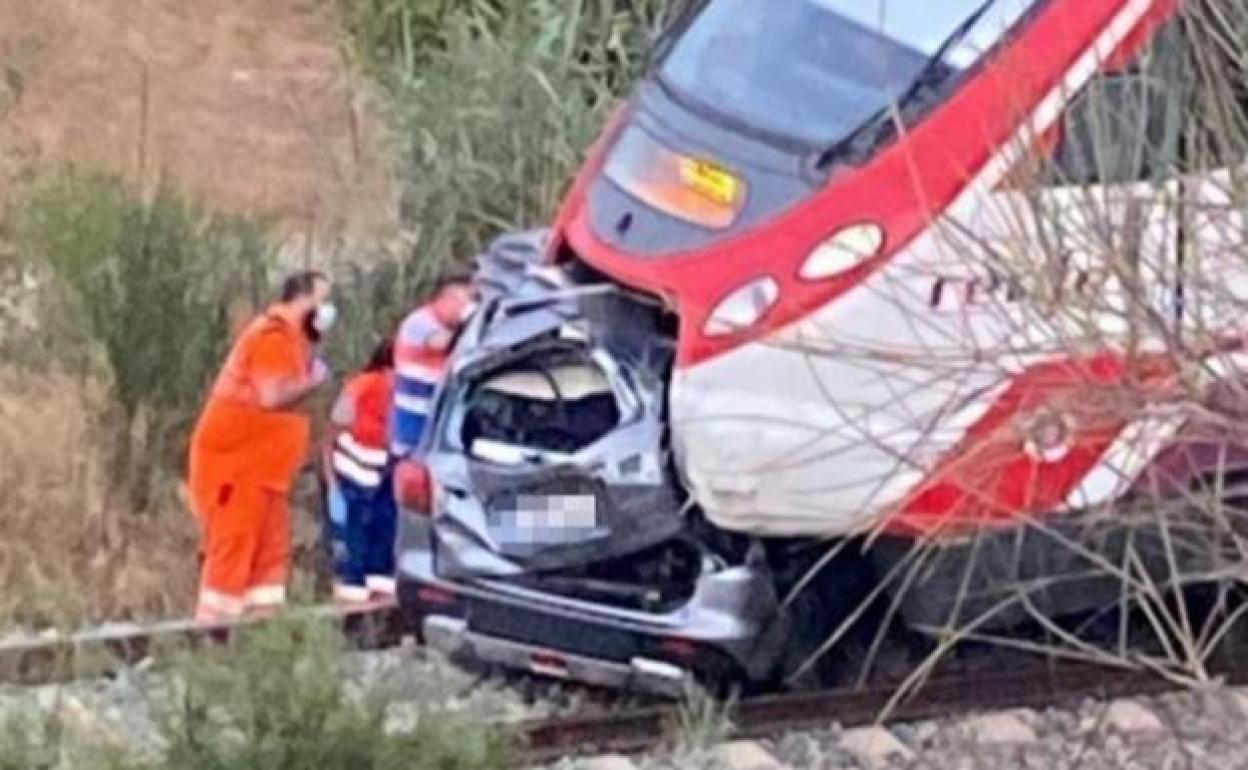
[679,157,742,206]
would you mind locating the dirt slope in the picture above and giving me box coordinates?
[0,0,398,248]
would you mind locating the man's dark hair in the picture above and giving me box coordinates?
[279,270,329,302]
[363,335,394,373]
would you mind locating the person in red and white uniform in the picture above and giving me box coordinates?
[390,273,477,457]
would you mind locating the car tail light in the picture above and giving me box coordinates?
[704,277,779,336]
[604,125,747,230]
[416,586,457,607]
[394,459,433,515]
[658,638,701,662]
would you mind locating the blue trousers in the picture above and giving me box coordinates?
[328,470,397,588]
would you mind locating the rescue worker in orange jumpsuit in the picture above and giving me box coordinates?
[187,270,336,622]
[325,336,397,604]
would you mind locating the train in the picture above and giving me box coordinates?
[392,0,1248,694]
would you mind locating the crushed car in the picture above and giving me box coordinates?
[397,231,786,693]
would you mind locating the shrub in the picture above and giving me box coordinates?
[0,711,61,770]
[334,0,448,78]
[16,168,272,500]
[395,2,619,267]
[0,620,517,770]
[149,618,516,770]
[335,0,675,84]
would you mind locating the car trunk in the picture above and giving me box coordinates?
[427,234,690,594]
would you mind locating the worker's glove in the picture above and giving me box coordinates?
[309,357,331,388]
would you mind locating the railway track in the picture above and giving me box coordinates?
[516,659,1200,765]
[2,605,1244,766]
[0,602,402,685]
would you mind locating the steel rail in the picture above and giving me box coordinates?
[517,660,1236,764]
[0,602,401,685]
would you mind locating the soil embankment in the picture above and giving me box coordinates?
[0,0,398,246]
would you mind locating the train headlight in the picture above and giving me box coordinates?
[603,126,747,230]
[800,223,885,281]
[704,277,779,337]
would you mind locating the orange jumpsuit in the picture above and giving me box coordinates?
[187,310,312,621]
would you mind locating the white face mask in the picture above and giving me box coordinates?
[312,302,338,334]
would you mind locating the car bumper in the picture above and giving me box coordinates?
[397,545,781,696]
[421,614,694,696]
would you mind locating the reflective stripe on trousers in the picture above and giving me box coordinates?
[195,587,245,622]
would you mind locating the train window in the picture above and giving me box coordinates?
[1037,9,1248,185]
[1045,73,1185,186]
[657,0,1039,148]
[1040,20,1188,187]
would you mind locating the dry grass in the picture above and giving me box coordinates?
[0,0,400,248]
[0,367,197,630]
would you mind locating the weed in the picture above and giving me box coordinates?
[147,617,517,770]
[322,1,668,369]
[16,167,272,503]
[0,368,197,630]
[652,681,733,770]
[0,621,517,770]
[0,710,60,770]
[335,0,674,84]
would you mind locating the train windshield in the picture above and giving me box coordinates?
[658,0,1037,147]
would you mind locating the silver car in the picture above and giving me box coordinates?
[395,230,789,696]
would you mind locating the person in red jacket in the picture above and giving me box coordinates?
[325,336,397,604]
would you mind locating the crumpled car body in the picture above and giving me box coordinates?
[398,231,783,693]
[427,233,683,577]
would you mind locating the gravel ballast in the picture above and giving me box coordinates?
[552,688,1248,769]
[7,646,1248,769]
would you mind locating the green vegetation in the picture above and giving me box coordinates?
[0,620,517,770]
[335,0,673,84]
[150,620,515,770]
[18,169,270,422]
[0,712,60,770]
[325,0,676,367]
[394,3,631,272]
[16,168,271,502]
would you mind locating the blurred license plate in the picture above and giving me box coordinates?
[492,494,600,542]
